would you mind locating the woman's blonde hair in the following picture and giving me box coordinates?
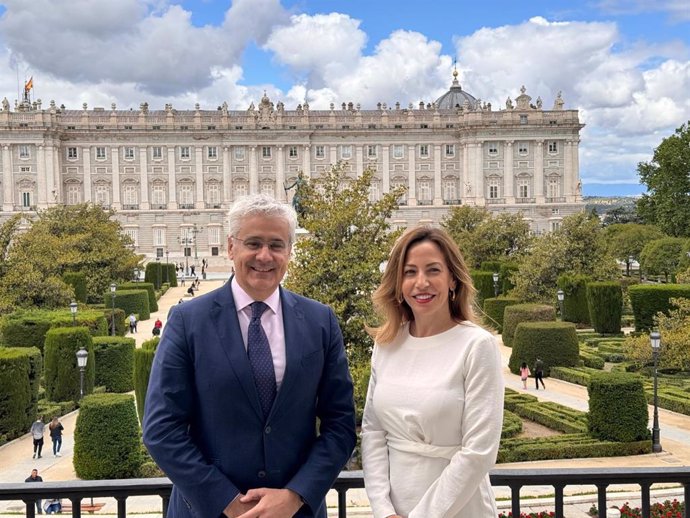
[369,225,477,344]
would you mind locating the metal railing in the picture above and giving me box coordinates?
[1,467,689,518]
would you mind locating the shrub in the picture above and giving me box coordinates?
[105,289,150,321]
[134,347,156,425]
[499,262,519,294]
[470,270,495,306]
[483,297,520,334]
[73,393,143,479]
[509,321,579,375]
[103,308,127,337]
[0,312,53,352]
[480,261,502,274]
[586,281,623,334]
[43,327,95,403]
[629,284,690,332]
[579,349,605,369]
[92,337,135,393]
[144,262,164,290]
[50,309,109,337]
[117,282,158,313]
[350,360,370,426]
[557,273,591,325]
[164,264,178,288]
[588,372,650,442]
[0,347,40,440]
[141,336,160,352]
[63,272,88,303]
[502,304,556,347]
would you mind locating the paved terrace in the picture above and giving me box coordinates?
[0,278,688,517]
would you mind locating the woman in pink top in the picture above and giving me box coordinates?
[520,362,530,389]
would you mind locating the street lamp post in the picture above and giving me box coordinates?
[650,331,662,453]
[628,255,635,277]
[557,289,565,320]
[191,223,203,269]
[110,283,116,336]
[492,272,499,298]
[70,301,78,327]
[76,347,88,400]
[165,250,169,284]
[155,257,161,290]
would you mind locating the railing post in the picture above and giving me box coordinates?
[597,484,608,518]
[554,484,565,518]
[684,482,689,518]
[162,494,170,518]
[70,497,82,518]
[337,487,347,518]
[640,482,651,518]
[511,484,522,517]
[25,500,36,518]
[116,495,127,518]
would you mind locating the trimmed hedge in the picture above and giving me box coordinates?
[510,400,587,434]
[44,327,95,403]
[0,312,52,352]
[134,347,155,425]
[105,289,150,321]
[93,337,135,393]
[629,284,690,332]
[144,262,164,290]
[499,262,519,294]
[470,270,496,306]
[0,347,41,440]
[480,261,502,274]
[579,349,606,369]
[141,336,160,352]
[483,297,521,334]
[63,272,88,303]
[73,393,143,479]
[509,321,579,376]
[502,304,556,348]
[117,282,158,313]
[557,273,591,325]
[498,434,651,463]
[51,310,109,337]
[586,281,623,334]
[588,372,650,443]
[164,264,178,288]
[103,308,127,337]
[502,409,523,439]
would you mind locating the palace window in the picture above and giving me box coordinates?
[518,142,528,155]
[67,147,78,160]
[152,146,162,159]
[488,143,498,155]
[393,145,404,159]
[548,141,558,153]
[208,226,221,245]
[367,145,377,158]
[123,184,138,205]
[208,146,218,159]
[315,146,325,158]
[67,184,81,205]
[19,145,30,159]
[488,179,500,199]
[289,146,298,158]
[124,147,135,160]
[178,183,194,205]
[548,178,560,198]
[180,146,190,159]
[518,179,530,198]
[445,144,455,157]
[419,145,429,158]
[153,228,166,247]
[151,185,166,206]
[124,228,138,247]
[95,147,106,160]
[207,183,221,205]
[21,191,32,208]
[262,146,271,158]
[443,180,457,201]
[340,145,352,159]
[418,180,431,202]
[234,147,245,160]
[95,185,110,207]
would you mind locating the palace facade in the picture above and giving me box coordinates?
[0,73,583,265]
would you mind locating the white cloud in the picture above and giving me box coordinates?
[0,0,288,96]
[595,0,690,22]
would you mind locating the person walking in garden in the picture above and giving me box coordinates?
[30,416,45,459]
[143,194,356,518]
[25,468,43,514]
[128,313,137,333]
[48,417,64,457]
[534,358,546,390]
[520,361,531,389]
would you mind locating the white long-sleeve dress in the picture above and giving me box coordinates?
[361,322,504,518]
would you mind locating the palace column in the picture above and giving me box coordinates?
[167,147,177,208]
[407,145,416,205]
[355,145,363,177]
[249,146,258,194]
[504,141,515,203]
[534,140,545,203]
[36,145,48,207]
[139,146,149,209]
[195,145,204,208]
[2,145,13,210]
[433,144,442,204]
[111,146,121,209]
[223,146,232,206]
[382,145,390,193]
[276,145,285,201]
[302,145,311,178]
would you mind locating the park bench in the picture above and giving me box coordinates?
[60,501,106,513]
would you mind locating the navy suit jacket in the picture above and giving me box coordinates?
[143,282,356,518]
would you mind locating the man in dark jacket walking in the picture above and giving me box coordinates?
[25,469,43,514]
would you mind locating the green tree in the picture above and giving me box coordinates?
[603,223,666,275]
[637,122,690,237]
[512,212,618,302]
[441,206,530,268]
[0,204,140,311]
[639,237,688,282]
[602,205,641,226]
[285,164,403,362]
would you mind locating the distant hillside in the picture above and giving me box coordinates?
[584,195,638,215]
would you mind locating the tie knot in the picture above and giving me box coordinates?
[250,301,268,320]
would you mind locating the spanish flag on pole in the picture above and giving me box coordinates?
[24,77,33,93]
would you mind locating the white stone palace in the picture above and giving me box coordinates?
[0,72,583,264]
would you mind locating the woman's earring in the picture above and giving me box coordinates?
[449,288,456,301]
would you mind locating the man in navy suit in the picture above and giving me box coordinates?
[143,194,356,518]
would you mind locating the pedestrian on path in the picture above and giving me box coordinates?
[48,417,63,457]
[534,358,546,390]
[128,313,137,333]
[30,416,45,459]
[520,361,531,389]
[24,468,43,514]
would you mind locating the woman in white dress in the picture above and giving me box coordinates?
[362,226,504,518]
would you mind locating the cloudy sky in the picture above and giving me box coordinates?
[1,0,689,196]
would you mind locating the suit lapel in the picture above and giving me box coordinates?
[271,287,305,416]
[211,281,264,420]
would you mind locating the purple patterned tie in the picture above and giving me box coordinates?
[247,302,276,419]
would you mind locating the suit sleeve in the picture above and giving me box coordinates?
[284,308,357,512]
[142,306,240,518]
[408,335,504,518]
[361,346,398,518]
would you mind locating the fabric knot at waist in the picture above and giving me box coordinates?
[387,436,461,460]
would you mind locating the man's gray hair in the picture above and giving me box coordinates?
[228,194,298,244]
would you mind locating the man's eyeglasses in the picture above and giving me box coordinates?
[233,236,289,253]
